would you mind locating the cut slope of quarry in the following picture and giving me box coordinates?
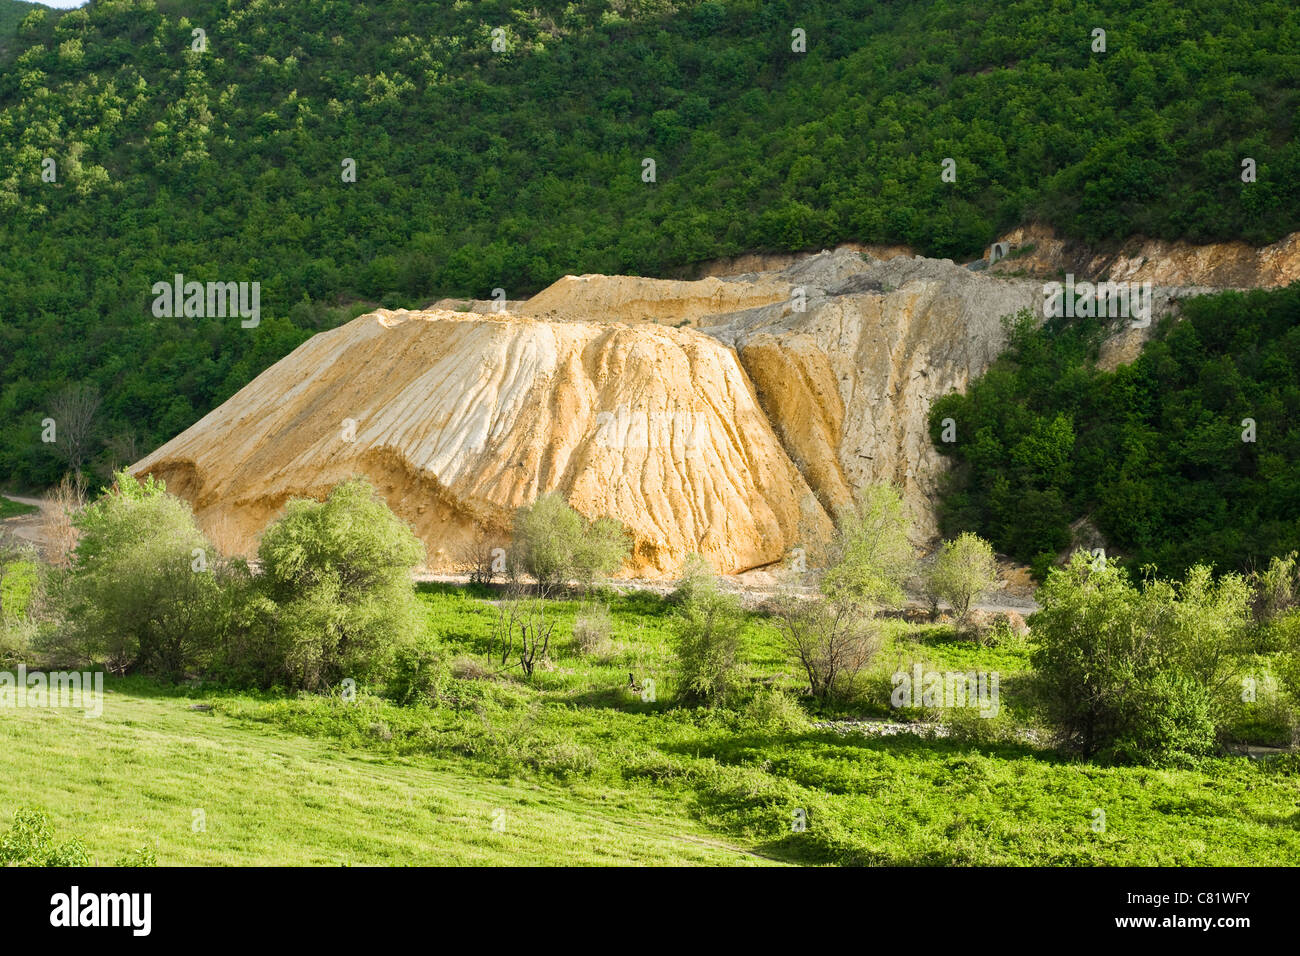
[133,233,1300,576]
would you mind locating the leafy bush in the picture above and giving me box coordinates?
[510,493,631,594]
[739,687,809,734]
[60,470,231,679]
[1030,552,1250,764]
[928,532,999,632]
[0,807,90,866]
[387,633,447,705]
[670,571,746,707]
[256,477,426,692]
[0,806,155,867]
[1108,671,1219,767]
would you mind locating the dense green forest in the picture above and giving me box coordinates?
[1,0,1298,487]
[0,1,36,37]
[0,1,35,61]
[930,285,1300,576]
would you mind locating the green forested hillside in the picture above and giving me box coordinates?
[1,0,1298,486]
[0,1,35,34]
[0,1,36,56]
[931,285,1300,576]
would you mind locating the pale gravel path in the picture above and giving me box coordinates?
[0,493,53,554]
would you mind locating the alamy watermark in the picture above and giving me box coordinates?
[0,666,104,718]
[1043,274,1152,328]
[151,273,260,327]
[891,664,1000,718]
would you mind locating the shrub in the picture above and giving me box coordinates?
[1030,552,1250,764]
[928,532,999,632]
[670,571,746,706]
[571,602,614,657]
[510,493,631,594]
[1109,671,1219,767]
[740,687,809,733]
[256,477,426,692]
[772,594,881,704]
[0,808,91,867]
[61,470,230,679]
[668,552,716,606]
[387,632,447,705]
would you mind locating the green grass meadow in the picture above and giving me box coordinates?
[1,584,1298,866]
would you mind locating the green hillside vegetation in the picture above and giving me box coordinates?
[2,0,1298,486]
[0,1,37,40]
[930,284,1300,576]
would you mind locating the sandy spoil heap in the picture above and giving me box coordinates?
[133,308,826,575]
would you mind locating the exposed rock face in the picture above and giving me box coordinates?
[693,242,915,278]
[700,251,1048,538]
[132,309,826,575]
[990,224,1300,289]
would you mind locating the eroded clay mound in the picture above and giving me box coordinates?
[132,309,827,576]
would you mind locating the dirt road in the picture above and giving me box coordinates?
[1,494,53,555]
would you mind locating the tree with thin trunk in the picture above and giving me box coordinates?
[48,383,101,479]
[929,532,999,633]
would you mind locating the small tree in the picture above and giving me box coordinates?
[772,594,880,703]
[819,484,915,610]
[48,383,101,481]
[510,492,631,595]
[670,570,745,707]
[929,532,999,632]
[491,589,557,677]
[458,525,508,585]
[257,477,425,691]
[62,470,226,678]
[1031,552,1249,764]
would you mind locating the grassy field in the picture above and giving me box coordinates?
[0,684,778,866]
[1,584,1297,866]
